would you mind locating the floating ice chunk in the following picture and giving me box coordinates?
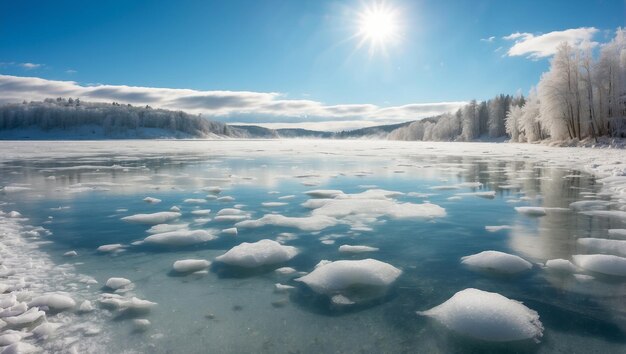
[274,283,295,293]
[1,186,31,193]
[215,239,298,268]
[0,331,24,346]
[545,259,579,273]
[183,198,206,204]
[191,209,212,216]
[262,202,288,207]
[236,214,339,231]
[97,244,124,253]
[214,214,250,222]
[32,322,61,338]
[202,186,222,194]
[78,300,94,313]
[338,245,379,253]
[581,210,626,221]
[7,211,22,218]
[122,212,181,225]
[217,196,235,202]
[275,267,297,275]
[0,302,27,317]
[172,259,211,273]
[170,206,181,212]
[569,200,611,211]
[143,197,161,204]
[144,229,217,246]
[456,191,496,199]
[146,223,189,234]
[278,195,295,200]
[407,192,436,198]
[0,294,17,309]
[3,307,45,327]
[572,254,626,276]
[577,238,626,257]
[28,294,76,311]
[1,342,39,354]
[132,319,151,332]
[447,196,462,201]
[608,229,626,239]
[295,259,401,295]
[105,277,132,290]
[461,251,532,274]
[221,227,238,235]
[485,225,512,232]
[305,190,344,198]
[63,250,78,257]
[514,207,546,216]
[305,198,446,220]
[216,208,247,216]
[417,288,543,342]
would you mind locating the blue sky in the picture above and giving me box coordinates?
[1,0,624,130]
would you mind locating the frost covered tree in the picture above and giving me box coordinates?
[518,88,544,142]
[461,100,479,141]
[0,98,239,138]
[505,105,523,142]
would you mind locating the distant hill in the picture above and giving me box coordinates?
[0,98,242,139]
[0,98,444,140]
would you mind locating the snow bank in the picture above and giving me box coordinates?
[143,229,217,246]
[417,288,543,342]
[461,251,532,274]
[572,254,626,276]
[172,259,211,273]
[295,259,401,295]
[121,211,181,224]
[215,239,298,268]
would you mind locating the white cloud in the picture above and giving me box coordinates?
[0,74,466,130]
[19,63,42,70]
[480,36,495,43]
[504,27,599,59]
[65,69,77,74]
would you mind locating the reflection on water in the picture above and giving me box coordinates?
[0,143,624,353]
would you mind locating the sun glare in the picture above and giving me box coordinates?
[356,2,401,55]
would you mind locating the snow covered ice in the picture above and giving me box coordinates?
[417,288,544,342]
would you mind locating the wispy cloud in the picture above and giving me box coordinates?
[0,75,466,130]
[503,27,599,59]
[65,69,77,74]
[480,36,495,43]
[19,62,42,70]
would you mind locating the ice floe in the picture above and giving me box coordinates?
[485,225,512,232]
[338,245,379,253]
[215,239,298,268]
[572,254,626,276]
[121,211,181,225]
[28,294,76,311]
[295,259,401,297]
[143,229,217,246]
[577,238,626,256]
[172,259,211,273]
[461,251,532,274]
[544,259,579,273]
[236,214,339,231]
[417,288,543,342]
[143,197,161,204]
[105,277,132,290]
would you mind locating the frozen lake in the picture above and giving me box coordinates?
[0,140,625,353]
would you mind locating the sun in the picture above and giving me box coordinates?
[356,2,401,55]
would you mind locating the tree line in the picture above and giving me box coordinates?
[390,28,626,142]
